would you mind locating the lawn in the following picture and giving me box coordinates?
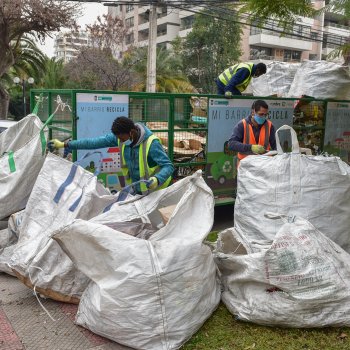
[181,232,350,350]
[182,304,349,350]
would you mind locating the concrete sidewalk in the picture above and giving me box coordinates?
[0,274,130,350]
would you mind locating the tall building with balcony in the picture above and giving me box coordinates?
[109,1,349,64]
[109,4,180,50]
[54,31,90,63]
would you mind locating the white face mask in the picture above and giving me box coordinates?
[122,139,132,146]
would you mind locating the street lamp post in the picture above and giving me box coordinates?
[13,77,35,118]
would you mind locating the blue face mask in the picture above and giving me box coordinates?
[122,139,132,146]
[254,115,266,125]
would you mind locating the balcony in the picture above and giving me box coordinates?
[249,55,302,63]
[324,24,350,37]
[249,33,312,51]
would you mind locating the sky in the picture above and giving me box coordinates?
[37,3,108,57]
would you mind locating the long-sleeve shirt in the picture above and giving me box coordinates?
[228,116,277,154]
[224,65,257,95]
[68,124,174,190]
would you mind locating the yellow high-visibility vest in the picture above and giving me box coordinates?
[121,135,172,194]
[218,62,254,92]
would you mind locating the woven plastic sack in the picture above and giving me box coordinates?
[215,213,350,327]
[0,210,24,276]
[234,125,350,252]
[9,153,116,303]
[0,115,48,220]
[53,171,220,350]
[287,60,350,99]
[252,61,300,97]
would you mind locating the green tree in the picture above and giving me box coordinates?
[0,0,80,118]
[39,57,66,89]
[64,15,139,91]
[173,6,242,94]
[132,47,195,93]
[3,36,46,119]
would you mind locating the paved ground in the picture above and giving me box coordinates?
[0,273,131,350]
[0,206,233,350]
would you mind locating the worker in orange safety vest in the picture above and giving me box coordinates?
[227,100,277,165]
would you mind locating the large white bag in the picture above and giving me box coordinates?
[0,210,24,276]
[0,115,48,220]
[252,61,300,97]
[53,172,221,350]
[9,153,116,303]
[287,60,350,99]
[234,125,350,252]
[215,214,350,327]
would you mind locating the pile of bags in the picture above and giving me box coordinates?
[8,153,117,303]
[252,60,350,99]
[3,113,350,346]
[1,148,220,349]
[214,124,350,328]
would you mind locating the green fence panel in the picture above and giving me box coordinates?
[30,89,350,205]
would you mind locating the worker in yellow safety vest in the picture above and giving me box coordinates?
[216,62,267,97]
[48,117,174,195]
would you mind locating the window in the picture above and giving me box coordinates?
[126,4,134,13]
[180,16,194,30]
[126,17,134,28]
[284,50,301,62]
[250,46,272,59]
[126,33,134,45]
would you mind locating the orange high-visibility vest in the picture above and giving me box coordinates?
[237,118,272,161]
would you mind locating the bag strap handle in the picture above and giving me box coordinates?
[275,125,300,155]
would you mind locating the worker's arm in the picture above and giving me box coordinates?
[147,140,174,184]
[224,68,251,95]
[269,124,277,150]
[228,121,253,154]
[67,132,119,150]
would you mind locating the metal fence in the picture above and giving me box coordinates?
[30,89,350,204]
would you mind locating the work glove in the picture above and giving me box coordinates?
[147,176,158,190]
[48,139,64,152]
[251,144,266,154]
[224,91,233,98]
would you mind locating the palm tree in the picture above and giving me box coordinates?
[1,36,46,118]
[132,47,196,93]
[39,57,66,89]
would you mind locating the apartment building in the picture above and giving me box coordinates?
[109,1,349,63]
[54,31,90,63]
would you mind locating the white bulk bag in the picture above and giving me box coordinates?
[252,61,300,97]
[0,210,24,275]
[53,172,221,350]
[9,153,116,303]
[0,115,48,220]
[287,60,350,100]
[234,125,350,252]
[215,214,350,327]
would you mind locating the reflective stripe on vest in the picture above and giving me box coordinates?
[218,62,254,92]
[121,135,172,194]
[237,119,272,161]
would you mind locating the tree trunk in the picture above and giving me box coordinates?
[0,86,10,119]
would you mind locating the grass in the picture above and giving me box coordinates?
[181,303,350,350]
[181,232,350,350]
